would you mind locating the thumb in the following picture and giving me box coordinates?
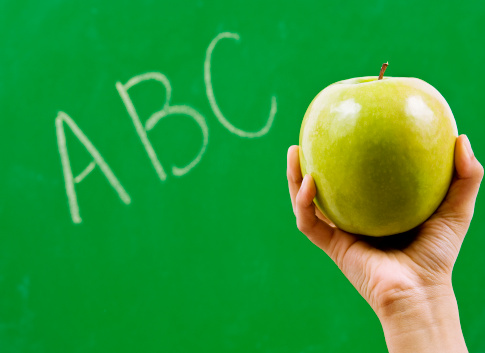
[437,134,484,230]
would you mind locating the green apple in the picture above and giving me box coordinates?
[299,65,458,236]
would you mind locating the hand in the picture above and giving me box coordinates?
[287,135,483,353]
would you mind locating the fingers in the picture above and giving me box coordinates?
[315,207,336,227]
[435,134,484,237]
[287,145,303,214]
[286,145,354,259]
[295,174,336,250]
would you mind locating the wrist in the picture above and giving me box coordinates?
[375,280,453,319]
[377,283,468,353]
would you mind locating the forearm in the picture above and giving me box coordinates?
[377,285,468,353]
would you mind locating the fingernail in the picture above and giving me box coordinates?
[287,145,297,157]
[463,135,474,159]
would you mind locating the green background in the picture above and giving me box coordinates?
[1,1,484,352]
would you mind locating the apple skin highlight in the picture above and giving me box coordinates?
[299,76,458,237]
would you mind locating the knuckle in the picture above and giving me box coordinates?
[296,218,306,232]
[296,218,310,233]
[477,162,484,179]
[290,171,303,184]
[295,190,304,205]
[472,157,484,176]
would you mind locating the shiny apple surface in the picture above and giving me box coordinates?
[299,76,457,236]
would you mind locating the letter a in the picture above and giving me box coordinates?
[56,112,131,224]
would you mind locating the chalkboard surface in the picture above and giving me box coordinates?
[1,1,484,352]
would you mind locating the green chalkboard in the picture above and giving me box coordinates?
[1,1,484,352]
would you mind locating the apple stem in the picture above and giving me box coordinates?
[378,62,389,80]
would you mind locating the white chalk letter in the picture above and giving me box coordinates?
[204,32,277,138]
[56,112,131,224]
[116,72,209,179]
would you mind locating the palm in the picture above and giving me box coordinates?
[287,140,482,312]
[328,218,457,312]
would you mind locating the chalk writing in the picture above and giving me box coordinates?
[116,72,209,180]
[204,32,277,138]
[57,31,277,223]
[56,112,131,224]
